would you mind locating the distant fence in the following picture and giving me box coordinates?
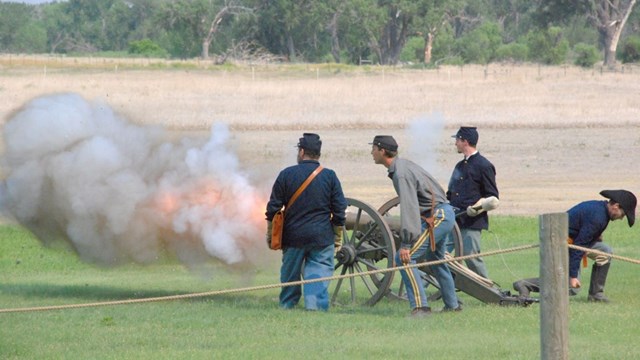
[2,54,640,86]
[0,53,217,69]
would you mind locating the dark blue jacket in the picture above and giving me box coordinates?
[567,200,610,278]
[265,160,347,248]
[447,152,499,230]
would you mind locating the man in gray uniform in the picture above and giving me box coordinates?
[371,135,460,316]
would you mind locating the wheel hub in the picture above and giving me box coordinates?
[336,243,357,265]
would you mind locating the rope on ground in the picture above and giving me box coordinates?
[0,243,539,314]
[445,253,495,287]
[568,244,640,265]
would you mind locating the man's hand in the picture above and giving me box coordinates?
[266,221,273,249]
[399,248,411,265]
[466,205,481,217]
[333,225,344,254]
[466,198,485,217]
[570,277,581,289]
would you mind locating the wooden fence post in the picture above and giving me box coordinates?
[539,212,569,360]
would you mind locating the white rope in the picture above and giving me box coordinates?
[0,244,539,313]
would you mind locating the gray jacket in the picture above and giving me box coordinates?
[387,158,448,249]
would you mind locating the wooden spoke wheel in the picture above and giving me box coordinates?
[331,198,396,306]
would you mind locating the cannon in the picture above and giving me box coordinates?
[331,197,535,307]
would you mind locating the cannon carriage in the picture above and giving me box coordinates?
[331,197,533,307]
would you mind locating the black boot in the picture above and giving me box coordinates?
[588,263,611,303]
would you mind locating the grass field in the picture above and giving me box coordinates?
[2,217,640,359]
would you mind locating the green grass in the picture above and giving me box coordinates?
[1,217,640,359]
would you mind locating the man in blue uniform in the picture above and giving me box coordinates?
[371,135,460,316]
[512,190,636,302]
[447,126,499,279]
[265,133,347,311]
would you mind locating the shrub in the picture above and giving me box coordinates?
[400,36,425,63]
[573,43,600,67]
[128,39,169,58]
[495,43,529,62]
[620,36,640,63]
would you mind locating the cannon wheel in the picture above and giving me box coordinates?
[331,198,396,306]
[377,196,464,301]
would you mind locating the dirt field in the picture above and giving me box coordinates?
[1,61,639,216]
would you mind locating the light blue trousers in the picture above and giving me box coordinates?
[460,228,489,279]
[279,244,334,311]
[396,204,459,310]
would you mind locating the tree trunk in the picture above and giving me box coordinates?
[287,33,296,61]
[380,10,410,65]
[596,0,637,69]
[603,28,617,68]
[202,40,210,60]
[424,32,434,64]
[202,6,232,60]
[328,11,341,63]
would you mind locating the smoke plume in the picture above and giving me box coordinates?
[405,112,447,180]
[0,93,266,267]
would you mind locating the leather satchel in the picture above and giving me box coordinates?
[270,166,324,250]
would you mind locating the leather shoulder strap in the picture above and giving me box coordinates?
[286,166,324,210]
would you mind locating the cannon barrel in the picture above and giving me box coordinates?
[345,211,401,232]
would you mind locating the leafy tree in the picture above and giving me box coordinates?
[125,0,163,39]
[38,0,147,53]
[254,0,335,62]
[103,1,140,50]
[324,0,345,62]
[488,0,536,43]
[377,1,415,65]
[429,22,460,64]
[456,21,503,64]
[13,23,47,53]
[0,3,34,51]
[335,0,386,64]
[562,16,598,48]
[593,0,638,67]
[526,26,569,65]
[157,0,253,59]
[411,0,465,64]
[40,2,73,53]
[532,0,638,68]
[63,0,116,51]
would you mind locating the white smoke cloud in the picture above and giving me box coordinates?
[0,93,266,267]
[405,112,447,180]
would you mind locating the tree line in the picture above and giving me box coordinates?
[1,0,639,68]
